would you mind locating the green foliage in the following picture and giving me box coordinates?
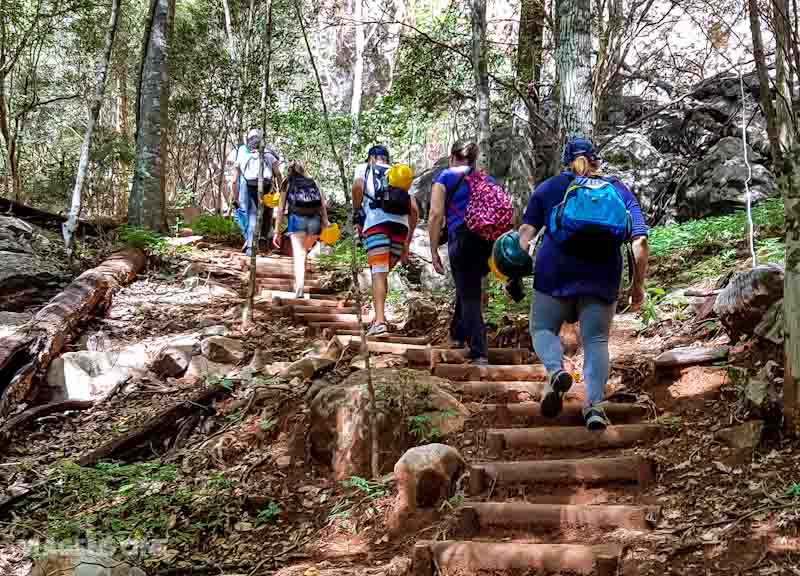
[649,199,784,259]
[655,415,683,434]
[191,214,242,244]
[341,476,386,499]
[256,501,282,525]
[317,240,367,271]
[259,418,277,431]
[408,409,457,443]
[118,225,168,256]
[786,484,800,498]
[485,277,532,325]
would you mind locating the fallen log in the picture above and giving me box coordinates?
[77,384,228,466]
[654,346,729,367]
[0,400,94,441]
[0,248,146,420]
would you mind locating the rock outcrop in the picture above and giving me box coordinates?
[309,368,468,479]
[714,264,784,343]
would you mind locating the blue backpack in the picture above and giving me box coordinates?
[548,176,632,250]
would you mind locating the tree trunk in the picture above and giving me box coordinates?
[115,32,131,219]
[129,0,175,232]
[472,0,491,171]
[785,147,800,434]
[555,0,593,140]
[63,0,122,254]
[773,0,797,160]
[0,249,146,419]
[293,0,378,479]
[221,0,236,59]
[347,0,365,182]
[748,0,784,168]
[605,0,624,129]
[517,0,545,102]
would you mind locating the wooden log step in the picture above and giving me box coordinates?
[406,348,535,366]
[472,402,646,427]
[487,424,664,455]
[257,278,325,290]
[336,337,428,354]
[434,364,548,382]
[290,305,357,315]
[272,296,349,308]
[468,457,655,495]
[255,269,319,280]
[334,331,431,344]
[453,381,546,401]
[307,321,363,335]
[413,540,620,576]
[294,312,360,324]
[460,502,660,533]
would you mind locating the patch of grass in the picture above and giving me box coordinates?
[317,239,367,271]
[408,409,457,444]
[485,276,531,325]
[256,501,281,525]
[341,476,386,499]
[191,214,242,244]
[649,199,784,259]
[118,225,168,256]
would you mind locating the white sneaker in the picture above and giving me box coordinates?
[366,323,388,337]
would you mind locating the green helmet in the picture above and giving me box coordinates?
[493,230,533,278]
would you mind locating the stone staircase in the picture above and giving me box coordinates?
[247,254,663,575]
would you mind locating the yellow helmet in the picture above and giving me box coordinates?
[320,223,341,245]
[263,192,280,208]
[387,163,414,191]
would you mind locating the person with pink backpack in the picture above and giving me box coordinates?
[428,140,513,365]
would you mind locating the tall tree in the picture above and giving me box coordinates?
[516,0,545,104]
[128,0,176,232]
[472,0,490,170]
[63,0,122,254]
[747,0,783,168]
[555,0,593,140]
[786,146,800,434]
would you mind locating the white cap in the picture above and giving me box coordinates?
[247,128,263,140]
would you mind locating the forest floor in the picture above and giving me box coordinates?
[1,213,798,576]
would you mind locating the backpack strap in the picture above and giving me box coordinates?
[444,169,469,215]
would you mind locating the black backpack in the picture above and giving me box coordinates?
[364,165,410,216]
[288,176,322,216]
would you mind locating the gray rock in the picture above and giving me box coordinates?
[746,360,783,419]
[151,346,192,377]
[390,443,464,530]
[675,137,776,221]
[404,296,439,332]
[407,225,453,293]
[29,550,145,576]
[715,420,764,450]
[46,345,149,401]
[200,336,244,363]
[714,264,784,343]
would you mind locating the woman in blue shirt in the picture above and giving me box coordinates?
[428,141,493,365]
[518,138,650,430]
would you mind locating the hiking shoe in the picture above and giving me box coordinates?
[467,356,489,366]
[366,323,388,337]
[541,370,573,418]
[583,405,611,431]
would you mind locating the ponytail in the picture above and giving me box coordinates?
[570,155,601,177]
[451,140,479,167]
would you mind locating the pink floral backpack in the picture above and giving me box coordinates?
[464,171,513,242]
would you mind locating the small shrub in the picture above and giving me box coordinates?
[118,225,167,256]
[256,501,282,524]
[318,240,367,271]
[191,214,242,244]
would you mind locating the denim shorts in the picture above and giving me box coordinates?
[287,213,321,235]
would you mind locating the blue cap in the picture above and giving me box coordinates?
[561,138,598,165]
[367,145,390,161]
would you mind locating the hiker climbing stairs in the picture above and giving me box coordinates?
[246,253,665,574]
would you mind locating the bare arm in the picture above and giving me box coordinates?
[428,182,446,252]
[518,223,538,254]
[352,178,364,213]
[271,161,283,192]
[273,180,289,236]
[407,196,419,243]
[630,236,649,310]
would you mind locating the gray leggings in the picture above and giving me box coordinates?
[530,290,615,407]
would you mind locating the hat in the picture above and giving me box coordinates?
[562,137,598,165]
[367,145,390,161]
[247,128,263,140]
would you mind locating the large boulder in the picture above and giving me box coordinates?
[745,360,783,421]
[407,225,453,293]
[309,369,468,480]
[404,295,439,332]
[0,216,67,311]
[714,264,784,343]
[674,137,776,221]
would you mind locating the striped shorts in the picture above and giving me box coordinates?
[364,223,408,274]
